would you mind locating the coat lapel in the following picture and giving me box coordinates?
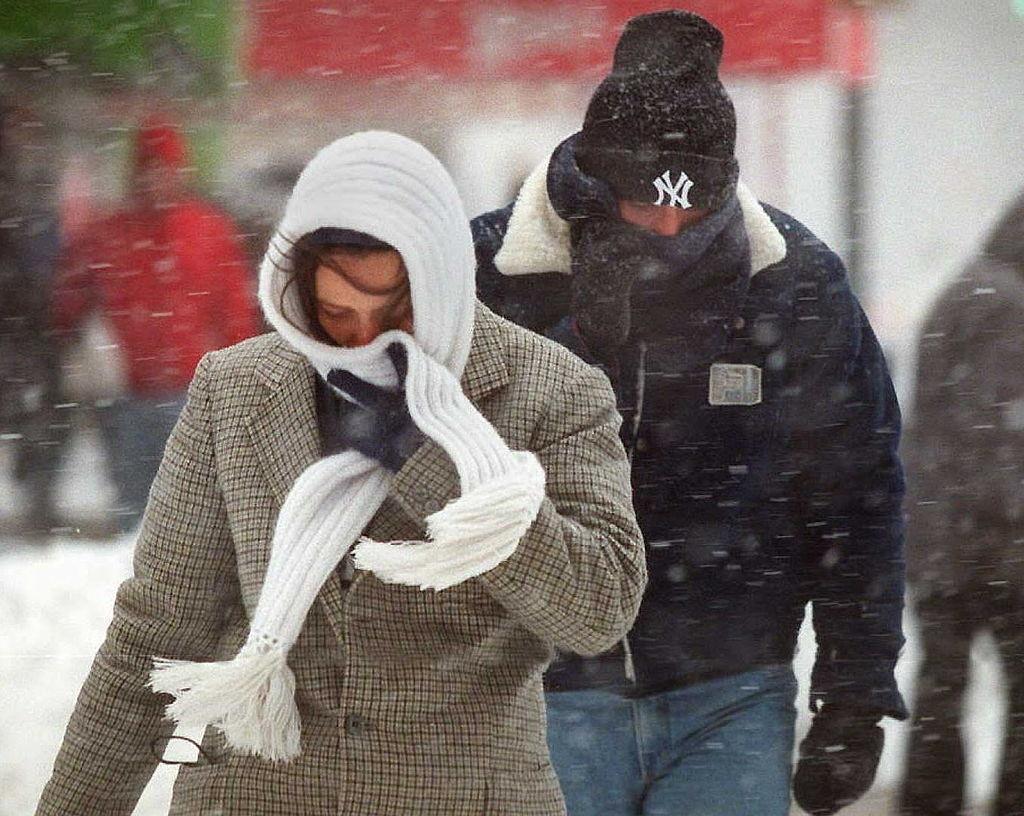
[246,336,321,508]
[247,336,351,636]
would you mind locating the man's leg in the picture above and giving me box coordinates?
[15,406,68,536]
[993,608,1024,816]
[130,395,185,520]
[899,595,974,816]
[12,362,73,537]
[99,395,185,534]
[94,398,134,534]
[641,665,798,816]
[546,689,645,815]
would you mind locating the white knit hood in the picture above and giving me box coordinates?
[259,129,476,386]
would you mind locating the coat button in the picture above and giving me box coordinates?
[344,713,369,736]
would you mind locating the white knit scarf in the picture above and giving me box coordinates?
[148,132,546,761]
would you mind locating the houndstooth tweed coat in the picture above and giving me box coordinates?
[36,303,645,816]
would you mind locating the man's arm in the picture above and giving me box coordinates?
[36,355,240,816]
[788,264,908,720]
[209,212,260,347]
[49,232,98,337]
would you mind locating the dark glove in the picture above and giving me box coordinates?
[792,706,885,815]
[569,219,650,366]
[324,343,424,473]
[546,315,596,364]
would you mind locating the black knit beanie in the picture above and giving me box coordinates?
[576,10,739,212]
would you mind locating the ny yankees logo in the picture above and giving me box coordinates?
[652,170,694,209]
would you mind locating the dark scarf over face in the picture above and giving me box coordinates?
[547,134,751,369]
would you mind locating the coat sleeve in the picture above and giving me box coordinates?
[474,363,646,656]
[786,262,908,721]
[35,354,240,816]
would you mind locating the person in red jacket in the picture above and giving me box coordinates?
[53,114,258,533]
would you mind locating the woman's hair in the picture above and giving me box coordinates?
[272,233,408,344]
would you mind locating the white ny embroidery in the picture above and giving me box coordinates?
[652,170,695,209]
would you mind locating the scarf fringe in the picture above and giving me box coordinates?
[148,639,301,762]
[353,451,546,590]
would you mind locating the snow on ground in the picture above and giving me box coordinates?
[0,432,1008,815]
[0,537,183,816]
[0,430,184,816]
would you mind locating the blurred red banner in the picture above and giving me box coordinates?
[247,0,832,80]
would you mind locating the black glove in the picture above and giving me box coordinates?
[324,343,424,473]
[546,315,596,364]
[569,219,651,366]
[792,706,885,815]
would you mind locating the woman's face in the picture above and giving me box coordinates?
[314,248,413,347]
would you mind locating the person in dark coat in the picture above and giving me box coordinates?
[51,114,259,533]
[0,100,65,538]
[472,11,908,816]
[899,191,1024,816]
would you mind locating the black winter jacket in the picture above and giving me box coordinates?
[904,192,1024,602]
[472,158,908,719]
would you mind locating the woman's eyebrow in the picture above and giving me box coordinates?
[345,277,407,297]
[323,259,408,297]
[317,291,409,316]
[316,298,352,312]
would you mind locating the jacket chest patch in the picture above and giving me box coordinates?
[709,363,763,406]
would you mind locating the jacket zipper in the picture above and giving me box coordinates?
[621,340,646,685]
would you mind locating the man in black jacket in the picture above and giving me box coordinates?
[473,10,907,816]
[0,100,64,539]
[900,191,1024,816]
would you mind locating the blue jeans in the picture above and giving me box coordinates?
[545,665,798,816]
[98,394,186,534]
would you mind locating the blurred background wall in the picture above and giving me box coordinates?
[867,0,1024,409]
[5,0,1021,405]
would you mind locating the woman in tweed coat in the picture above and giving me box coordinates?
[36,133,645,816]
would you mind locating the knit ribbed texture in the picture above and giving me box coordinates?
[148,131,545,761]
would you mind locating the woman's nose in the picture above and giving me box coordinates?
[349,318,382,348]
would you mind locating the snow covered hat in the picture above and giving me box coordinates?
[576,10,739,211]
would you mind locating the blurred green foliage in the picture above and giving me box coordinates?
[0,0,234,93]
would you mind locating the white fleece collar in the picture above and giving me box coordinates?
[493,156,788,278]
